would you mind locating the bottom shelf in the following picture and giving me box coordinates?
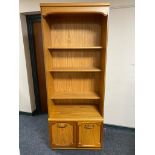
[48,104,103,121]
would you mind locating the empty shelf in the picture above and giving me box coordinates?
[48,46,103,50]
[48,104,103,121]
[49,67,101,72]
[51,92,100,99]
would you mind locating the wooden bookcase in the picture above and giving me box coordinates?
[40,3,110,149]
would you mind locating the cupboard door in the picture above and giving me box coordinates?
[49,122,76,147]
[78,122,102,147]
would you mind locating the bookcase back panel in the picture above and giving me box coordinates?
[50,72,99,93]
[48,50,101,69]
[50,14,102,47]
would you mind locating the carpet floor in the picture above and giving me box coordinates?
[19,114,135,155]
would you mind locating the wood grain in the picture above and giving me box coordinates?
[50,72,100,96]
[41,7,109,17]
[41,2,109,149]
[49,67,101,72]
[78,122,101,147]
[48,46,103,49]
[51,92,100,99]
[40,3,110,7]
[50,14,102,47]
[49,121,76,147]
[48,50,101,70]
[48,104,103,121]
[99,16,108,116]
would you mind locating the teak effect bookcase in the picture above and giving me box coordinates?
[40,2,110,149]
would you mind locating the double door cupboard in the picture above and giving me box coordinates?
[40,2,110,149]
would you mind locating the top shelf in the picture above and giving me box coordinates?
[41,3,110,7]
[48,46,103,50]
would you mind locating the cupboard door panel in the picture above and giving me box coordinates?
[78,122,102,147]
[49,122,76,147]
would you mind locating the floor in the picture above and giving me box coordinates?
[19,114,135,155]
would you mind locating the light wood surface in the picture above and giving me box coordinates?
[50,92,100,99]
[48,104,103,121]
[40,3,110,7]
[49,122,76,147]
[48,46,103,50]
[41,2,109,149]
[78,122,101,147]
[41,7,109,17]
[51,147,101,150]
[99,15,108,116]
[49,67,101,72]
[48,73,100,96]
[50,14,102,47]
[48,50,101,69]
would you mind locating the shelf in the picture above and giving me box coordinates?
[51,92,100,99]
[48,104,103,121]
[49,67,101,72]
[48,46,103,50]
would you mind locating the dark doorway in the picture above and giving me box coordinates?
[26,14,47,113]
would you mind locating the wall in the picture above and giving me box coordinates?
[19,14,36,112]
[19,0,135,127]
[105,7,135,127]
[20,0,134,13]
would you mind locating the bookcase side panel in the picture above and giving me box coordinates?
[99,16,108,116]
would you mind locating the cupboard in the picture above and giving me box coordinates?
[40,2,110,149]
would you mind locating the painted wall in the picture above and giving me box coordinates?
[19,0,134,13]
[105,7,135,127]
[19,0,135,127]
[19,14,36,112]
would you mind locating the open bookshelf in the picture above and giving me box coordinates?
[41,2,110,149]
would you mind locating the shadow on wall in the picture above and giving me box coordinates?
[20,13,35,111]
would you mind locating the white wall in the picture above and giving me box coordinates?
[19,0,135,127]
[19,14,36,112]
[105,7,135,127]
